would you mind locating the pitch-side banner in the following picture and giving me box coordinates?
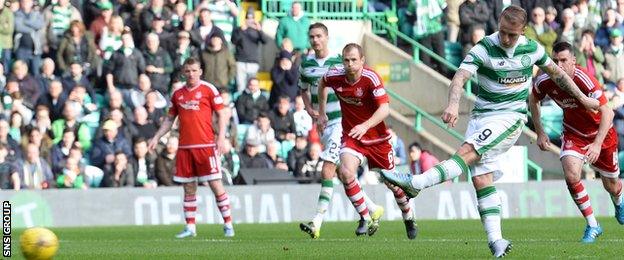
[1,180,618,228]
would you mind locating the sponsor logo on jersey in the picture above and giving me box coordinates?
[498,71,528,85]
[338,96,363,106]
[180,100,200,110]
[589,90,603,99]
[355,88,363,97]
[373,88,386,97]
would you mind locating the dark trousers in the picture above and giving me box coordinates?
[418,31,447,76]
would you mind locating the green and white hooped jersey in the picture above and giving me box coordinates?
[299,53,344,125]
[459,33,552,117]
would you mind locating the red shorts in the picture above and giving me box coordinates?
[174,146,222,183]
[341,136,394,170]
[560,128,619,178]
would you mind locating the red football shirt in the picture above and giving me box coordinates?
[532,66,607,139]
[169,80,224,148]
[322,67,391,145]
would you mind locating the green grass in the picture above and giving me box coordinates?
[10,217,624,259]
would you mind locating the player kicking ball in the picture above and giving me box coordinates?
[317,43,416,239]
[149,58,234,238]
[382,5,599,257]
[530,41,624,243]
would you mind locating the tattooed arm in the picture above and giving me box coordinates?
[441,69,472,127]
[539,62,599,110]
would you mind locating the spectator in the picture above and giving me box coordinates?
[98,15,124,61]
[596,8,624,49]
[287,134,308,176]
[130,74,168,109]
[218,89,239,146]
[231,10,266,93]
[239,139,269,169]
[65,84,99,124]
[55,155,88,189]
[177,11,203,49]
[20,142,53,189]
[139,0,172,34]
[604,28,624,85]
[62,62,95,99]
[100,151,135,187]
[261,140,288,170]
[445,0,463,42]
[275,2,310,52]
[29,106,53,139]
[0,0,14,74]
[200,34,236,89]
[36,80,66,121]
[90,119,132,170]
[463,25,486,57]
[575,30,606,84]
[545,6,559,30]
[0,143,20,190]
[201,0,239,43]
[155,135,177,186]
[50,128,76,175]
[0,118,22,161]
[105,29,146,104]
[519,0,553,17]
[557,8,581,44]
[220,138,240,182]
[487,0,521,34]
[269,51,299,105]
[43,0,82,59]
[408,142,440,175]
[292,95,312,136]
[525,7,558,55]
[51,101,92,151]
[14,0,45,77]
[410,0,449,74]
[244,112,275,153]
[21,125,53,163]
[100,89,134,125]
[100,107,133,141]
[235,77,269,124]
[130,106,158,140]
[89,1,114,43]
[9,60,41,108]
[36,58,58,94]
[56,20,99,76]
[148,15,175,50]
[170,1,186,28]
[388,126,407,166]
[145,90,166,127]
[130,137,157,188]
[197,8,226,49]
[1,81,31,121]
[574,0,601,30]
[142,33,173,94]
[459,0,490,58]
[170,31,200,83]
[268,95,296,143]
[297,142,322,181]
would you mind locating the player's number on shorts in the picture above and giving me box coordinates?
[329,142,339,155]
[478,129,492,141]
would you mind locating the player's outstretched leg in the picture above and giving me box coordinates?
[300,161,336,239]
[567,181,602,243]
[176,183,198,238]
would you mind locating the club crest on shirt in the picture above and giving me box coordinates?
[195,92,202,99]
[355,88,363,97]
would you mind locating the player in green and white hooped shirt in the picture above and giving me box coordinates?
[298,23,384,239]
[382,5,600,257]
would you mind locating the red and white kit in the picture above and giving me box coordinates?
[169,80,225,182]
[322,67,394,170]
[533,66,619,177]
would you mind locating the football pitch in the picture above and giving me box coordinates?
[10,217,624,259]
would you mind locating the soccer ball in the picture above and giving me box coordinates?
[20,227,59,260]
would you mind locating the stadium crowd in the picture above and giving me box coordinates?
[4,0,624,190]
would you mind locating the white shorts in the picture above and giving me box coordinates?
[320,122,342,164]
[464,113,526,181]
